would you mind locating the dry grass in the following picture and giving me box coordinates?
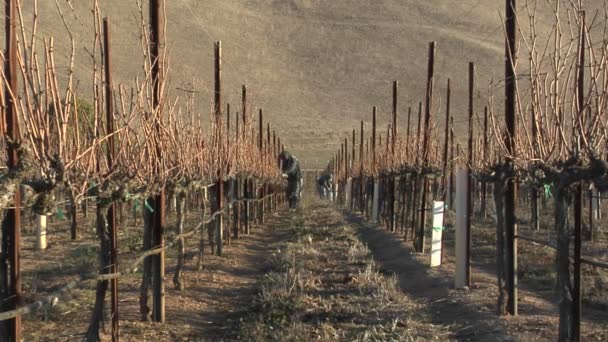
[242,203,449,341]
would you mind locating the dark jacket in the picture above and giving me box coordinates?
[279,151,302,182]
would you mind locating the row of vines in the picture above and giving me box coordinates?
[329,1,607,341]
[0,0,286,341]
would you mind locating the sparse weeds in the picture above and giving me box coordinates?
[25,244,97,281]
[243,204,449,341]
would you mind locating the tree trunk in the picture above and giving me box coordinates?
[555,187,574,342]
[86,205,111,341]
[139,200,154,321]
[173,193,187,290]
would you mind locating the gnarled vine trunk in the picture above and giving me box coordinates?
[555,186,574,342]
[139,199,154,321]
[197,194,206,271]
[173,192,187,290]
[493,176,508,315]
[86,205,111,341]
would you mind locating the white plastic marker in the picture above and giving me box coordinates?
[592,186,600,220]
[372,178,380,222]
[455,167,468,288]
[332,182,338,202]
[36,215,47,250]
[430,201,445,267]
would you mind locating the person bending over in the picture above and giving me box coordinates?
[316,171,333,199]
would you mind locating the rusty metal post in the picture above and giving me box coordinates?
[234,112,240,239]
[390,81,398,233]
[572,11,586,342]
[401,107,412,238]
[359,121,365,212]
[410,103,423,241]
[2,0,21,340]
[442,79,451,203]
[449,116,455,207]
[466,62,474,287]
[242,85,250,234]
[267,122,271,213]
[214,41,224,256]
[258,109,264,221]
[225,104,232,246]
[371,107,378,221]
[273,130,277,212]
[481,106,489,219]
[150,0,166,320]
[351,129,356,210]
[344,138,349,206]
[372,107,376,168]
[505,0,518,316]
[103,18,119,342]
[417,42,436,253]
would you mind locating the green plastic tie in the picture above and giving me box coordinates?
[133,199,141,210]
[57,207,66,220]
[544,184,553,199]
[88,181,97,191]
[433,226,444,232]
[144,199,154,213]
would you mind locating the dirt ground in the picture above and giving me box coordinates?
[348,209,608,342]
[21,203,291,341]
[18,191,608,341]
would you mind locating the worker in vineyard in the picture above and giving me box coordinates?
[278,150,302,209]
[316,171,333,199]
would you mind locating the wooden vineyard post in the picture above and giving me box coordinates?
[150,0,166,322]
[455,167,468,288]
[103,18,120,341]
[1,1,22,339]
[505,0,518,316]
[430,201,445,267]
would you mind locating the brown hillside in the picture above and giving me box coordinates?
[9,0,606,168]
